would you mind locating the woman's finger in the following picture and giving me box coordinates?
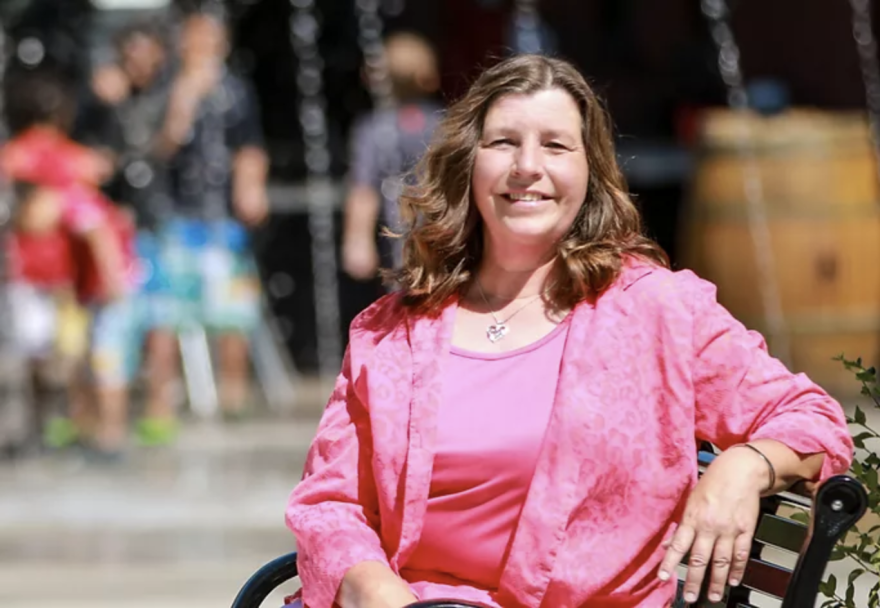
[728,532,754,587]
[682,532,717,604]
[706,536,735,603]
[657,523,695,582]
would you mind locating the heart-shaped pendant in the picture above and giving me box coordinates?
[486,322,509,343]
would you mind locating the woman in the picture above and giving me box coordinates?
[286,55,853,608]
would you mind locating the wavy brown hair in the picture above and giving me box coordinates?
[392,54,668,314]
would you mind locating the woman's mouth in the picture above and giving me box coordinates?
[502,191,552,205]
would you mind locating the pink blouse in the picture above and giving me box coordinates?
[402,320,570,590]
[286,264,855,608]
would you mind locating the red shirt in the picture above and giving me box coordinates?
[0,126,106,188]
[1,127,135,301]
[1,126,103,290]
[63,184,137,303]
[6,230,74,289]
[7,185,136,302]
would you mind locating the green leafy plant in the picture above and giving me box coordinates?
[816,355,880,608]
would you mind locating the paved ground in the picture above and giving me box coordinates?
[0,417,318,608]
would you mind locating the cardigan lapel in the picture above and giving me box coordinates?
[496,280,642,607]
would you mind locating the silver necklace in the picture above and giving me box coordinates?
[475,281,545,343]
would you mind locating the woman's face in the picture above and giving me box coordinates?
[471,88,589,253]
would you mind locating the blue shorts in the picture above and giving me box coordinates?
[137,218,262,333]
[88,295,141,388]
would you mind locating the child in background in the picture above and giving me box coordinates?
[7,171,139,458]
[3,137,139,459]
[2,67,141,458]
[4,180,84,447]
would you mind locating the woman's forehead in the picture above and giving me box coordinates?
[482,89,583,132]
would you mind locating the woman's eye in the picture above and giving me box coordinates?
[546,141,568,150]
[490,138,515,147]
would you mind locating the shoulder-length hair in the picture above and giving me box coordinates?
[392,54,668,314]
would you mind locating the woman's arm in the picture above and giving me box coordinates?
[339,562,418,608]
[727,438,825,495]
[658,272,854,604]
[687,273,853,481]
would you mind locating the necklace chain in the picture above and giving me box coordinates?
[475,280,546,343]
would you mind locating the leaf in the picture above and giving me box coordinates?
[855,406,868,425]
[852,460,865,478]
[857,368,877,383]
[848,568,865,587]
[820,574,839,598]
[870,583,880,608]
[853,432,875,449]
[866,467,879,493]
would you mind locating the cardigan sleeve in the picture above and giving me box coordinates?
[285,347,390,608]
[686,272,854,482]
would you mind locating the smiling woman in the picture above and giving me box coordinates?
[393,55,668,317]
[284,54,854,608]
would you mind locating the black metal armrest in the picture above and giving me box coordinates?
[780,475,869,608]
[229,552,492,608]
[406,602,485,607]
[231,551,300,608]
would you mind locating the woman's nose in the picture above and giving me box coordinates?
[511,144,543,178]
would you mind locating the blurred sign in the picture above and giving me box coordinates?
[90,0,170,10]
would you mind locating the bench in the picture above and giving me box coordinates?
[231,451,868,608]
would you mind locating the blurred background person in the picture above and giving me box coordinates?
[81,18,181,447]
[85,18,174,227]
[1,68,138,459]
[140,7,269,436]
[341,31,442,288]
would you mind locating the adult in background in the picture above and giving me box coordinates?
[145,8,269,437]
[342,32,443,285]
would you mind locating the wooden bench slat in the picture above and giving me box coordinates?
[754,513,808,554]
[741,557,792,600]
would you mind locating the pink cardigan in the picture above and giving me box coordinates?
[286,264,854,608]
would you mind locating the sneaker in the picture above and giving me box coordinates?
[134,417,180,447]
[43,416,80,449]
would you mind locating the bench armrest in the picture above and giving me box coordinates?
[231,551,299,608]
[781,474,868,608]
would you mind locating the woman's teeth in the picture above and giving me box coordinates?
[506,193,545,202]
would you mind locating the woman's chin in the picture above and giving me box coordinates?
[494,218,564,247]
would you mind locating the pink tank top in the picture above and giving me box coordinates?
[402,318,570,591]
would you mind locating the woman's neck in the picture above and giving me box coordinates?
[475,245,557,301]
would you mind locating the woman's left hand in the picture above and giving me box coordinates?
[656,447,770,604]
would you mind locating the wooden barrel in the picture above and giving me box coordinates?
[680,109,880,396]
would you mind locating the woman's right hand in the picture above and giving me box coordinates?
[339,561,419,608]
